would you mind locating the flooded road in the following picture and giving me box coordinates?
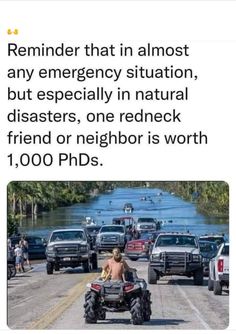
[18,187,229,240]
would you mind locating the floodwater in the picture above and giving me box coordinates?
[18,187,229,240]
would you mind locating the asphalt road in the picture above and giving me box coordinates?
[7,255,229,330]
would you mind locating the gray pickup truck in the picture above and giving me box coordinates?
[208,242,229,295]
[95,225,126,252]
[46,228,98,274]
[148,232,203,285]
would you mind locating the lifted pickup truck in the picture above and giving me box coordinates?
[148,232,203,285]
[208,242,229,295]
[46,228,98,274]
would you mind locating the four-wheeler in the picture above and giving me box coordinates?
[84,271,151,325]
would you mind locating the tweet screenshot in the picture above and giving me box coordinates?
[0,1,235,332]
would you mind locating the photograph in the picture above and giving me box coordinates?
[7,181,229,329]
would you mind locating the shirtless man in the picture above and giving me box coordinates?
[103,248,135,281]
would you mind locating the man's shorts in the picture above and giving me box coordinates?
[15,256,22,265]
[23,252,29,260]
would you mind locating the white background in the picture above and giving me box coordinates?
[0,1,235,332]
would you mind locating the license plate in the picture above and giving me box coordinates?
[63,257,70,261]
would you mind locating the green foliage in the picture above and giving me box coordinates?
[7,181,111,233]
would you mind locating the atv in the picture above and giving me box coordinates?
[84,271,151,325]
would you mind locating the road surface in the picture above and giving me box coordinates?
[7,255,229,330]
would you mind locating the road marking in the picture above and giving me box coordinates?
[175,283,211,329]
[11,296,34,309]
[27,272,98,329]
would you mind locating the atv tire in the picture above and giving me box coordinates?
[84,291,98,323]
[130,297,143,325]
[148,265,157,284]
[46,262,53,275]
[193,269,204,285]
[142,291,152,321]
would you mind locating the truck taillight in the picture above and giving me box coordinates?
[218,259,224,272]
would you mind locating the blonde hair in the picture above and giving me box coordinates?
[112,248,122,262]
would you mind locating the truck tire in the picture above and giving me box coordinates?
[130,297,143,325]
[83,259,90,273]
[7,266,11,280]
[208,277,214,291]
[148,265,157,284]
[10,265,16,278]
[46,262,54,275]
[54,264,60,272]
[142,291,152,321]
[193,269,204,285]
[84,291,98,323]
[213,280,222,295]
[91,253,98,270]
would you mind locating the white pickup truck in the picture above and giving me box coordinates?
[208,242,229,295]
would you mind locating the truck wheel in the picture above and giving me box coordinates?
[142,291,152,321]
[208,277,214,291]
[130,297,143,325]
[148,265,157,284]
[7,266,11,280]
[83,259,90,273]
[54,264,60,272]
[84,291,98,323]
[193,269,204,285]
[91,253,98,270]
[46,262,54,275]
[213,281,222,295]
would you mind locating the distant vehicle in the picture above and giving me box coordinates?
[9,235,47,259]
[86,225,102,249]
[96,224,126,252]
[199,234,226,246]
[112,216,135,241]
[148,232,203,285]
[136,217,161,231]
[46,228,97,274]
[123,203,134,213]
[125,232,159,261]
[208,242,229,295]
[199,240,218,275]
